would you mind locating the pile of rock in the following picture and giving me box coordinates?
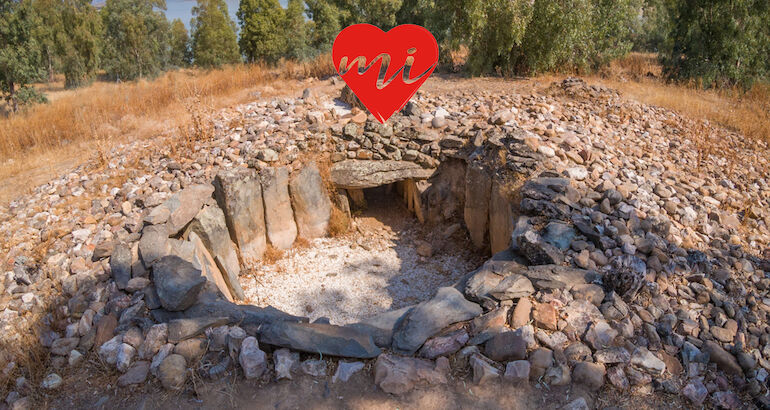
[1,76,769,409]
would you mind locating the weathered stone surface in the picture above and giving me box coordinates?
[348,306,412,348]
[274,348,299,380]
[464,164,492,249]
[332,361,364,383]
[239,337,267,379]
[703,341,742,376]
[289,163,332,238]
[631,347,666,375]
[213,168,266,263]
[173,338,207,362]
[158,354,187,390]
[418,328,469,359]
[138,224,170,268]
[489,179,516,254]
[159,184,215,235]
[489,274,534,301]
[374,354,448,394]
[260,167,298,250]
[504,360,530,382]
[50,337,79,356]
[301,359,327,377]
[572,361,605,390]
[168,317,231,343]
[518,229,565,265]
[110,243,132,290]
[392,287,482,354]
[471,353,501,384]
[485,331,527,362]
[118,361,150,386]
[259,322,381,358]
[188,231,233,302]
[138,323,168,360]
[153,256,206,312]
[331,160,436,189]
[186,204,245,300]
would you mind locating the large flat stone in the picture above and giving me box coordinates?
[392,287,482,354]
[260,167,298,250]
[330,160,436,189]
[289,163,332,239]
[213,168,267,264]
[259,322,381,358]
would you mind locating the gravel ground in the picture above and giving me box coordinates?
[241,189,484,325]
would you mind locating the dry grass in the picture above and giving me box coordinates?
[0,55,335,204]
[590,53,770,146]
[327,205,351,237]
[261,245,285,265]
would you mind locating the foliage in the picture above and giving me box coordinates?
[284,0,311,60]
[237,0,286,64]
[633,0,675,52]
[0,0,44,112]
[57,0,103,88]
[169,19,192,67]
[100,0,171,81]
[661,0,770,88]
[31,0,63,82]
[305,0,341,52]
[14,85,48,106]
[191,0,240,68]
[399,0,641,75]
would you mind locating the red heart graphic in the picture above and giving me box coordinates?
[333,24,438,123]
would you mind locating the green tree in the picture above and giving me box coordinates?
[101,0,171,81]
[169,19,192,67]
[191,0,240,67]
[284,0,310,59]
[0,0,45,112]
[661,0,770,88]
[31,0,63,82]
[305,0,341,52]
[633,0,675,52]
[237,0,286,64]
[304,0,403,51]
[56,0,103,88]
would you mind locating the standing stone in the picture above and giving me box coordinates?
[186,205,245,300]
[189,231,233,302]
[153,256,206,312]
[289,163,332,239]
[260,167,298,250]
[489,179,516,254]
[110,243,132,290]
[464,164,492,250]
[213,169,267,264]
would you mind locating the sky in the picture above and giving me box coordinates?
[164,0,288,29]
